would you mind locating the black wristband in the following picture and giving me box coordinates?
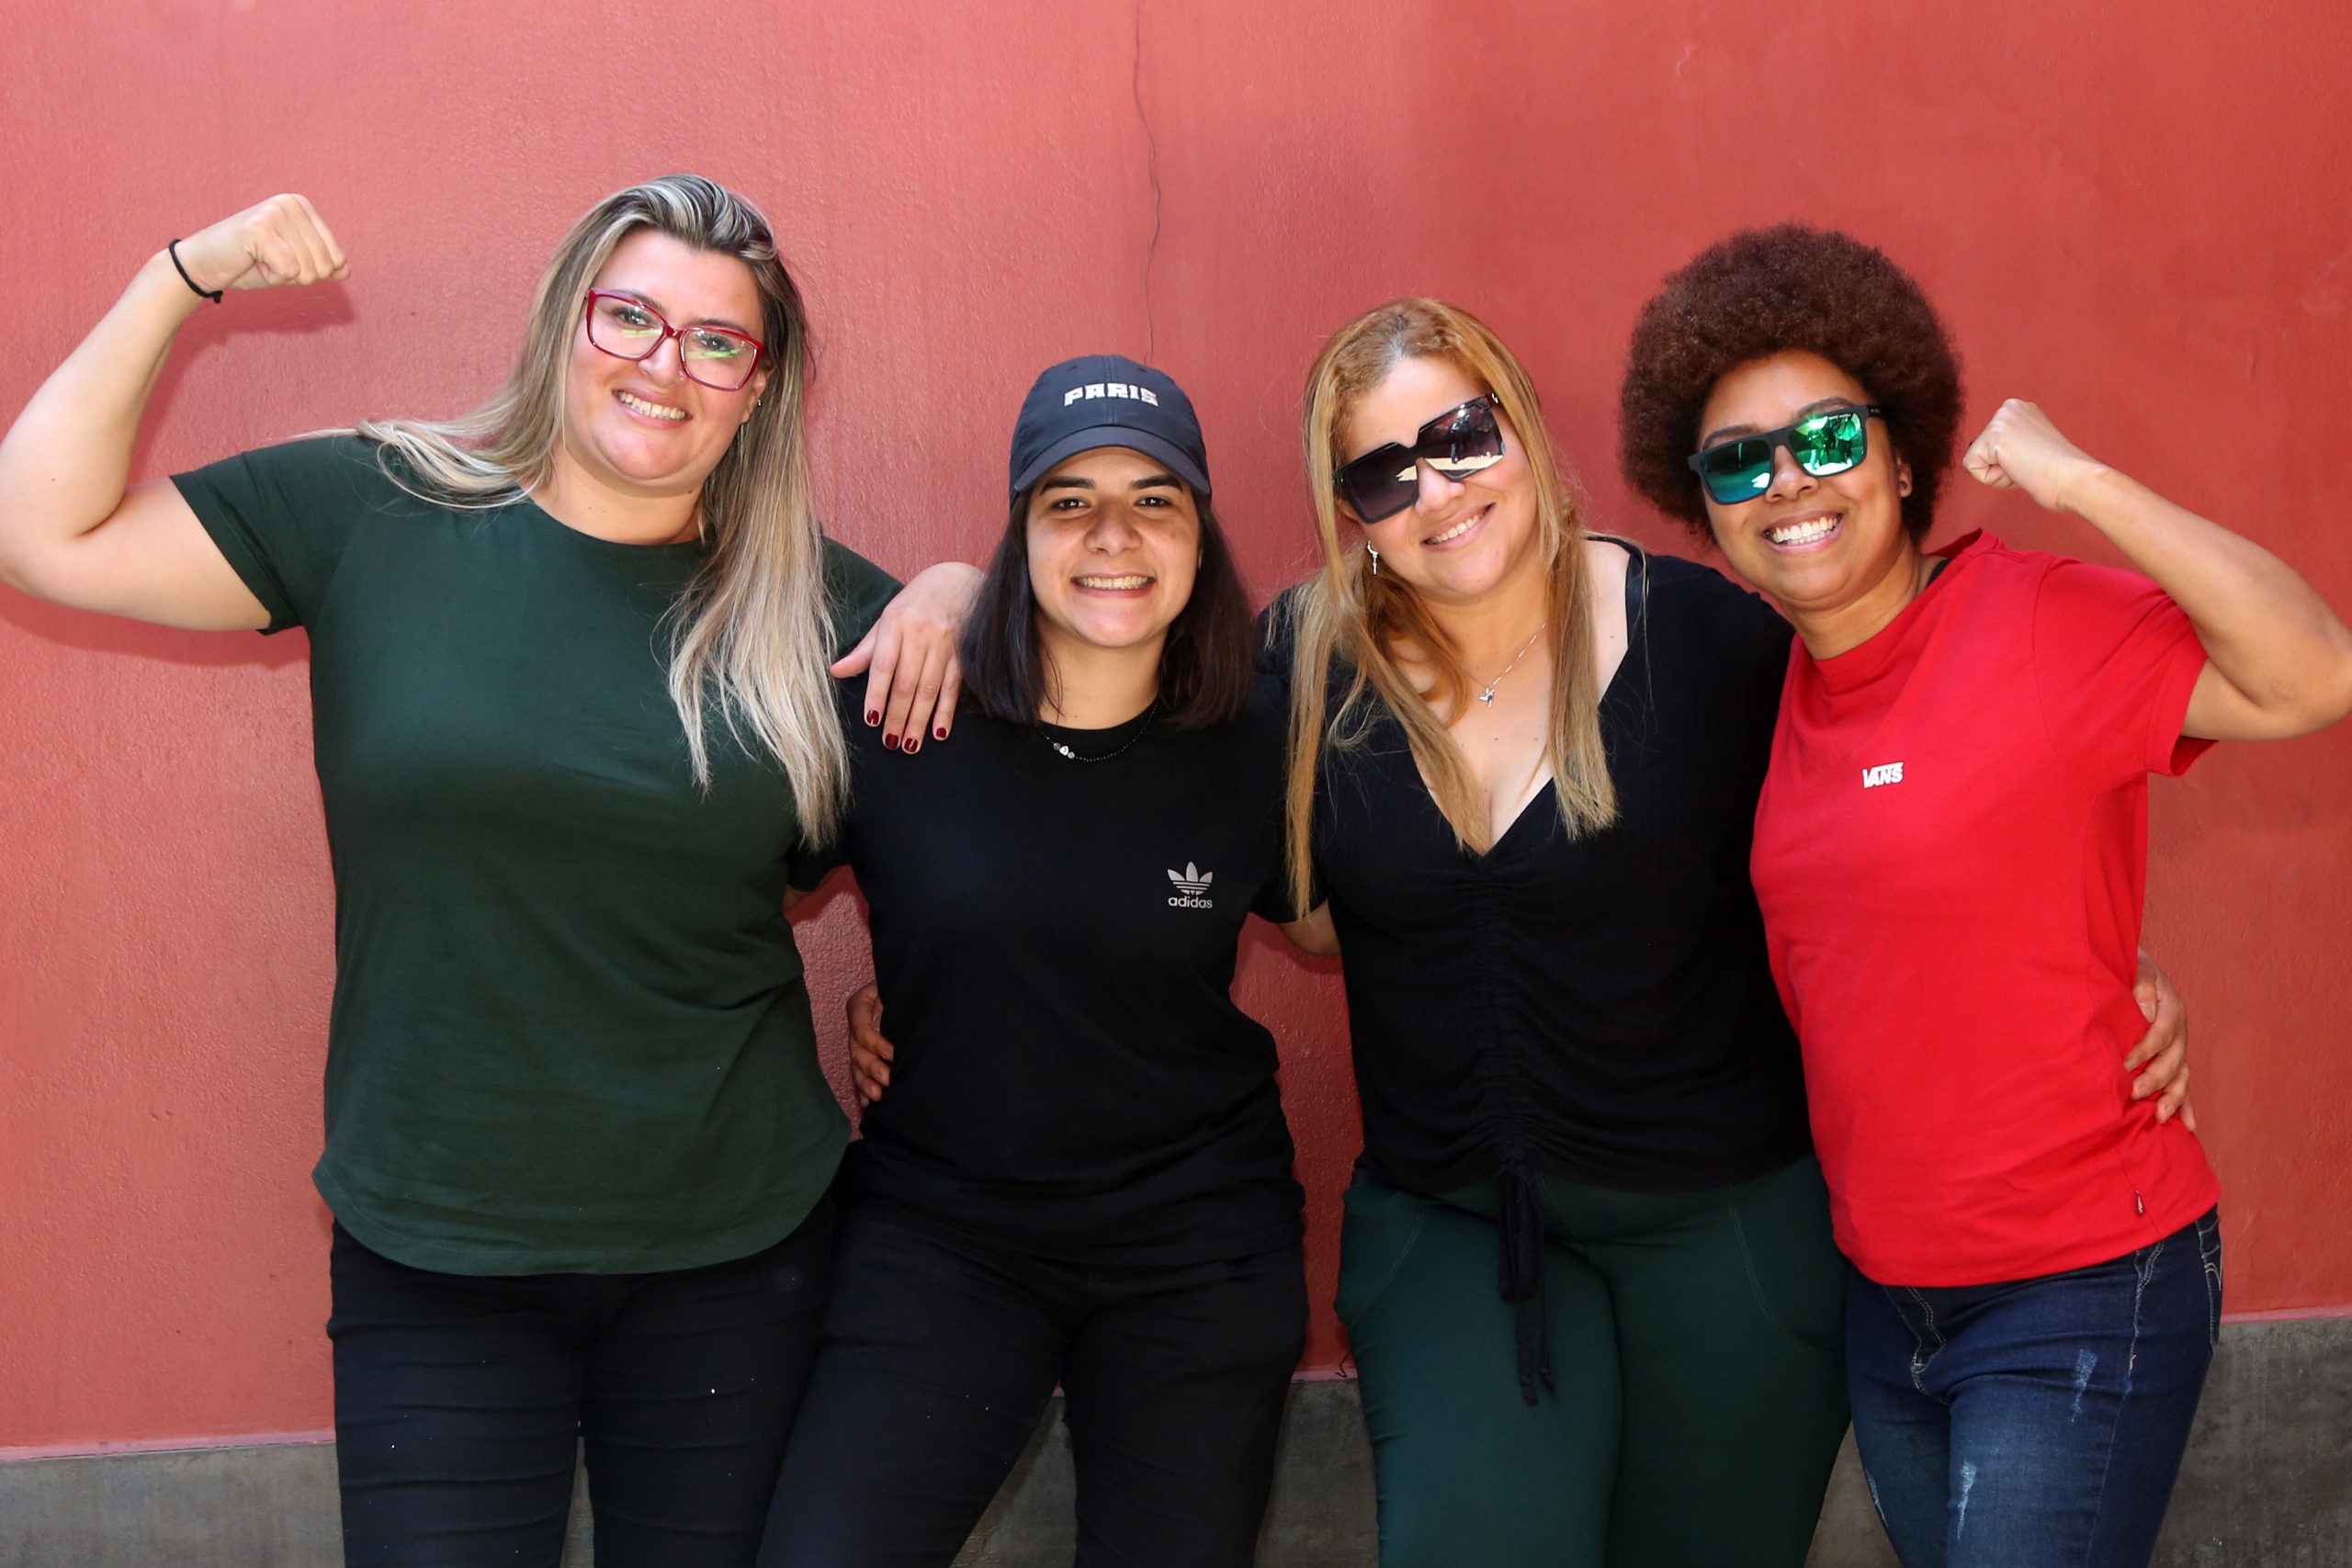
[166,240,223,305]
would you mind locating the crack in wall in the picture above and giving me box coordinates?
[1132,0,1161,362]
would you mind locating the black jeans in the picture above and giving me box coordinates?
[328,1210,832,1568]
[759,1201,1307,1567]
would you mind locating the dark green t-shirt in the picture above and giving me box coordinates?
[175,435,899,1274]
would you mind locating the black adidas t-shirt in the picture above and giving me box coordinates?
[790,676,1306,1265]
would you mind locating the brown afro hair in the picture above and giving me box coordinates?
[1618,224,1963,544]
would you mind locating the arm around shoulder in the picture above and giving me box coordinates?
[829,552,982,749]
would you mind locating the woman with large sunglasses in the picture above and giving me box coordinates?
[1254,297,1854,1566]
[761,355,1328,1566]
[1617,224,2352,1568]
[0,180,975,1567]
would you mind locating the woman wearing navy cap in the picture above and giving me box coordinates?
[762,355,1329,1566]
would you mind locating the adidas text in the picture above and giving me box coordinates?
[1166,861,1215,909]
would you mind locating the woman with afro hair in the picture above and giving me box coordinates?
[1620,224,2352,1568]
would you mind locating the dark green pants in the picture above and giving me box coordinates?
[1336,1156,1850,1567]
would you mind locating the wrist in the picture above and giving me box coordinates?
[2055,459,2118,519]
[164,239,226,303]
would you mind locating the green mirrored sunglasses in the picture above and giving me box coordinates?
[1687,405,1883,505]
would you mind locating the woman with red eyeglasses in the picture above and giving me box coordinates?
[0,179,975,1567]
[1619,224,2352,1567]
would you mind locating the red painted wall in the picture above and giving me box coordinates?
[6,0,2349,1450]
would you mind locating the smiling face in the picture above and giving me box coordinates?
[1698,349,1919,645]
[1025,446,1202,670]
[1339,355,1542,608]
[551,228,772,519]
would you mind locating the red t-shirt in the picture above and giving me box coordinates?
[1752,531,2219,1286]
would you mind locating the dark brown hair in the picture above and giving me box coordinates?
[1618,224,1964,544]
[958,480,1255,728]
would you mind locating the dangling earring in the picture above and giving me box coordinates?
[1365,543,1380,576]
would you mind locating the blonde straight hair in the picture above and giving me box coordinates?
[356,175,851,841]
[1283,298,1616,911]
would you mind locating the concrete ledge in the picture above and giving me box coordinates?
[6,1317,2344,1565]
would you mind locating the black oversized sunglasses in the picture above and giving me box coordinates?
[1686,405,1883,505]
[1334,393,1507,524]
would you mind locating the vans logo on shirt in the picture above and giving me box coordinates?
[1861,761,1906,789]
[1166,863,1216,909]
[1064,382,1161,407]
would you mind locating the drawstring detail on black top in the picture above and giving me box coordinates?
[1497,1163,1554,1404]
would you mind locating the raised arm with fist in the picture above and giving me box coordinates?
[168,193,349,295]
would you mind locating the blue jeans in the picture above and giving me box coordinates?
[1845,1208,2222,1568]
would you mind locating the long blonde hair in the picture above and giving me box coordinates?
[1283,298,1616,911]
[356,175,851,840]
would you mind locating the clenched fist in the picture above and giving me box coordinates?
[1962,399,2109,515]
[170,194,348,295]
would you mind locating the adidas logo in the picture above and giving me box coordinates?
[1167,862,1216,909]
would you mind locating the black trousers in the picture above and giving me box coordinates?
[328,1210,832,1568]
[759,1201,1307,1567]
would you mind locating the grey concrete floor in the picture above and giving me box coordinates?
[5,1316,2344,1565]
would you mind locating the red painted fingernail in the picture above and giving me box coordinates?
[865,710,879,726]
[904,739,921,754]
[883,733,899,750]
[934,727,947,739]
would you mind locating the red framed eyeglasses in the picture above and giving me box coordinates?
[582,290,766,392]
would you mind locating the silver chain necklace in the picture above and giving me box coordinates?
[1038,699,1159,763]
[1475,622,1548,705]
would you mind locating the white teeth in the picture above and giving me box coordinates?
[1767,516,1839,546]
[1428,510,1482,545]
[618,390,687,421]
[1077,575,1150,590]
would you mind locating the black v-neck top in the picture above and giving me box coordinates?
[1272,546,1811,1199]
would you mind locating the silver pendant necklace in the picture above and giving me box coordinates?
[1475,622,1547,705]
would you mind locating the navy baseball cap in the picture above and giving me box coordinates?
[1008,354,1211,503]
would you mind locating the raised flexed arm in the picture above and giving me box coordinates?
[0,196,348,630]
[1964,399,2352,741]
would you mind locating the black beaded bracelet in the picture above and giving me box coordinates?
[166,240,223,304]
